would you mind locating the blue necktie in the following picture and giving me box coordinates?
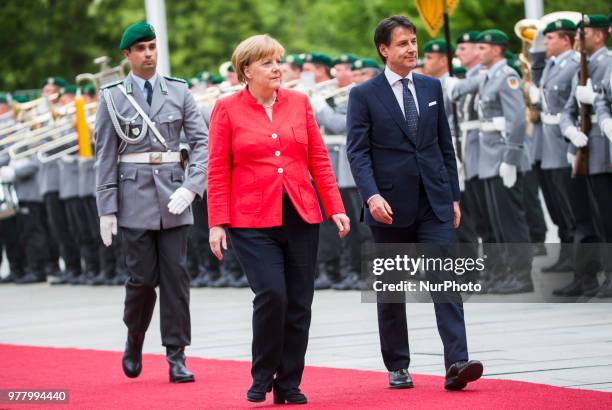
[401,78,418,139]
[144,80,153,106]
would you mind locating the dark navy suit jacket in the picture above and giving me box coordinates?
[346,71,460,227]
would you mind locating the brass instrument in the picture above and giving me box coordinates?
[515,18,544,123]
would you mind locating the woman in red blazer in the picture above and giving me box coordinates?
[207,34,349,404]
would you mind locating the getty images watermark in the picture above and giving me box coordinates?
[359,243,612,303]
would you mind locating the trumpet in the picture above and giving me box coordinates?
[7,120,77,161]
[36,132,80,163]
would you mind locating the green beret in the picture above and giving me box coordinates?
[210,74,225,85]
[332,53,358,66]
[282,54,304,67]
[63,84,77,95]
[13,94,30,103]
[119,21,156,50]
[84,83,97,96]
[0,93,9,104]
[304,53,333,68]
[452,66,467,77]
[476,29,508,45]
[577,14,609,29]
[457,31,480,44]
[40,76,67,89]
[543,19,576,35]
[352,58,381,70]
[423,39,455,54]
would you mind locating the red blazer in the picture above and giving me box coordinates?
[207,87,345,228]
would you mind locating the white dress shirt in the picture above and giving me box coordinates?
[384,66,420,117]
[131,72,159,93]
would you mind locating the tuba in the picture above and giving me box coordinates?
[514,18,544,123]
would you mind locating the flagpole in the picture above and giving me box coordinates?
[442,0,462,162]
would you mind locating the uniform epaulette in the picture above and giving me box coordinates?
[571,52,580,62]
[163,75,187,84]
[100,79,123,89]
[501,66,517,76]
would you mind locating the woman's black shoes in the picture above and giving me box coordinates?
[246,382,272,402]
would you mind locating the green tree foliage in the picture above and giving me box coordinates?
[0,0,609,90]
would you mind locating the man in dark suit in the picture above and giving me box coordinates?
[346,15,483,391]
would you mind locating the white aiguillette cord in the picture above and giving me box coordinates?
[117,84,170,151]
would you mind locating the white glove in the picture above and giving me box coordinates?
[310,95,328,114]
[530,30,545,53]
[100,214,117,247]
[601,118,612,143]
[0,166,16,183]
[567,152,576,166]
[575,79,595,105]
[528,84,540,105]
[499,162,517,188]
[564,126,588,148]
[168,187,196,215]
[445,76,460,101]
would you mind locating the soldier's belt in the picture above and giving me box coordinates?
[541,112,561,125]
[118,152,181,164]
[479,117,506,132]
[459,121,481,132]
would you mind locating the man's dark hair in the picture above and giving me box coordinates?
[374,15,417,63]
[556,30,575,48]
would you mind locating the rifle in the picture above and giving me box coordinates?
[573,15,590,177]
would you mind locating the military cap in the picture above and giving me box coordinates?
[13,94,30,103]
[210,74,225,85]
[119,21,156,50]
[304,53,333,68]
[84,83,97,96]
[352,58,381,70]
[577,14,610,29]
[456,31,480,44]
[543,19,576,35]
[282,54,304,67]
[40,77,67,89]
[0,93,9,104]
[332,53,358,66]
[452,66,467,77]
[476,29,509,45]
[423,39,455,54]
[63,84,78,95]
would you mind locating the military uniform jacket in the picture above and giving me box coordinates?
[453,65,481,180]
[531,50,579,169]
[456,60,527,179]
[594,63,612,164]
[78,157,95,197]
[95,72,209,230]
[58,155,80,200]
[560,47,612,174]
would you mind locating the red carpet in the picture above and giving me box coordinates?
[0,344,610,409]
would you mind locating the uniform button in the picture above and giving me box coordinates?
[154,169,159,175]
[272,133,278,139]
[278,168,283,174]
[275,150,281,156]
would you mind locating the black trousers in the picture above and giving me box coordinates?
[587,174,612,273]
[369,180,468,371]
[569,175,602,279]
[540,167,575,243]
[82,196,116,275]
[0,215,24,275]
[522,168,547,243]
[483,176,532,276]
[339,187,370,275]
[17,201,48,273]
[64,197,99,274]
[43,192,81,272]
[122,225,191,347]
[228,196,319,390]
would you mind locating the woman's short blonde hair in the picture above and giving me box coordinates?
[231,34,285,83]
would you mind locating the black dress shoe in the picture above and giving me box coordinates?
[229,273,249,288]
[388,368,414,389]
[494,276,534,294]
[314,271,332,290]
[445,360,483,391]
[110,272,129,286]
[533,243,547,257]
[273,384,307,404]
[332,272,359,290]
[542,258,573,273]
[553,278,599,297]
[596,275,612,298]
[0,273,17,284]
[122,332,145,378]
[15,272,46,284]
[167,346,194,383]
[246,381,272,402]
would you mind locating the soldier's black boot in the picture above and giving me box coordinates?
[122,332,145,378]
[167,346,194,383]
